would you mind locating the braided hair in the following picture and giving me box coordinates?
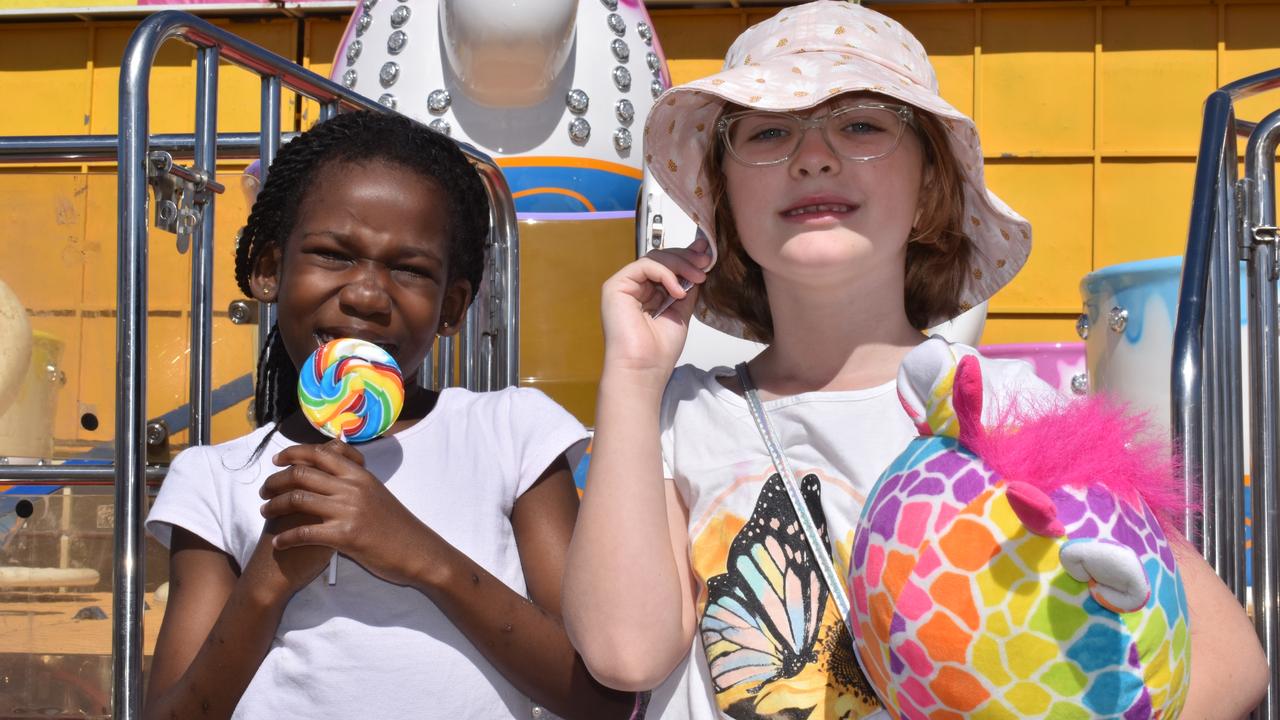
[234,110,491,428]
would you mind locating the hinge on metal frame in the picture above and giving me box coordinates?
[1251,225,1280,281]
[146,150,225,254]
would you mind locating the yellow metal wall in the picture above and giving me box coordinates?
[1,3,1279,444]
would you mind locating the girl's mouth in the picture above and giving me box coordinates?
[314,332,398,356]
[782,203,856,217]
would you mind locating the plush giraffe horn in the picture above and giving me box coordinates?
[1005,480,1066,537]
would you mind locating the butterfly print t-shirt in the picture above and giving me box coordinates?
[646,351,1053,720]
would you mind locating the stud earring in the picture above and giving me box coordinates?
[261,284,274,298]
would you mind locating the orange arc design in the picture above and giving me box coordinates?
[510,187,596,212]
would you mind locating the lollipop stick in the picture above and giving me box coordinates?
[649,277,695,319]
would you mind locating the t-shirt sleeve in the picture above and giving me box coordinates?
[145,445,230,553]
[506,387,591,499]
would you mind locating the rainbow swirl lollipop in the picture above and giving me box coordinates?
[298,338,404,443]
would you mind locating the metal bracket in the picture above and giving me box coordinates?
[146,150,225,253]
[1252,225,1280,281]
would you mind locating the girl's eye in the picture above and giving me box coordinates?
[734,117,793,144]
[836,118,888,135]
[312,250,352,264]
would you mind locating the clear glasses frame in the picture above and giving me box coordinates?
[716,102,915,167]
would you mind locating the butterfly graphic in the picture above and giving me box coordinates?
[700,473,830,696]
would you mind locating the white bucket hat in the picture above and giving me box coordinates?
[643,0,1030,333]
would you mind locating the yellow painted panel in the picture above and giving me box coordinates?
[887,8,974,118]
[980,8,1093,155]
[519,217,634,425]
[1223,5,1280,127]
[1099,6,1216,153]
[984,161,1093,313]
[300,17,349,128]
[650,11,746,86]
[77,314,190,445]
[1095,159,1194,268]
[209,315,257,444]
[0,25,90,135]
[79,170,186,309]
[981,315,1080,346]
[91,19,296,136]
[209,19,300,133]
[0,171,88,311]
[90,23,197,135]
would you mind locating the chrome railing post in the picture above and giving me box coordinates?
[256,74,282,355]
[1244,108,1280,719]
[190,45,219,446]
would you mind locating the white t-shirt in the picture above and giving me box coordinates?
[646,345,1055,720]
[146,386,589,720]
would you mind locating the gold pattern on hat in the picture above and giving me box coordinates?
[973,269,984,280]
[995,259,1007,269]
[776,38,789,48]
[744,54,752,64]
[756,77,766,84]
[696,123,705,132]
[694,185,704,199]
[794,91,809,97]
[646,153,652,163]
[827,87,843,95]
[712,79,724,85]
[960,302,973,311]
[749,95,762,103]
[970,216,982,227]
[1020,228,1029,240]
[691,211,700,222]
[835,25,846,34]
[667,159,678,172]
[667,119,676,134]
[865,23,878,33]
[791,66,802,74]
[1000,229,1010,241]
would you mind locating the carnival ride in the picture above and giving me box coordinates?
[0,1,1275,717]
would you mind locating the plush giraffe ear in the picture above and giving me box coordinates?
[952,354,986,449]
[1060,538,1152,613]
[897,336,963,438]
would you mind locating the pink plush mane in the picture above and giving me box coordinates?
[965,393,1190,534]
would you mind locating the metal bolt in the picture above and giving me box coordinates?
[647,52,660,72]
[391,5,411,28]
[566,89,589,114]
[1108,306,1128,333]
[146,420,169,448]
[387,30,408,55]
[427,89,451,114]
[228,300,256,325]
[599,0,617,9]
[637,21,652,43]
[612,66,632,92]
[568,118,591,144]
[611,38,629,63]
[378,93,397,110]
[429,119,452,136]
[1071,373,1089,395]
[1075,313,1090,340]
[356,11,372,36]
[346,40,362,64]
[616,99,634,126]
[379,61,400,88]
[613,127,632,152]
[650,78,663,98]
[342,68,358,88]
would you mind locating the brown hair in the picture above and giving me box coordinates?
[698,107,973,342]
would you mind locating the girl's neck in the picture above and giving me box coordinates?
[747,267,924,397]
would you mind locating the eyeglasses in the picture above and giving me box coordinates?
[717,102,915,167]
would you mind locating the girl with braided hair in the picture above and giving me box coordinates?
[143,111,635,720]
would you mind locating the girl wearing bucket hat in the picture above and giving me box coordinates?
[564,2,1266,719]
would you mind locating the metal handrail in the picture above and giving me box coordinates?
[0,10,519,718]
[1174,65,1280,718]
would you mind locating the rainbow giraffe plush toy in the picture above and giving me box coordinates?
[848,338,1191,720]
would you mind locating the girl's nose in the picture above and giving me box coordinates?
[339,268,392,317]
[789,125,841,177]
